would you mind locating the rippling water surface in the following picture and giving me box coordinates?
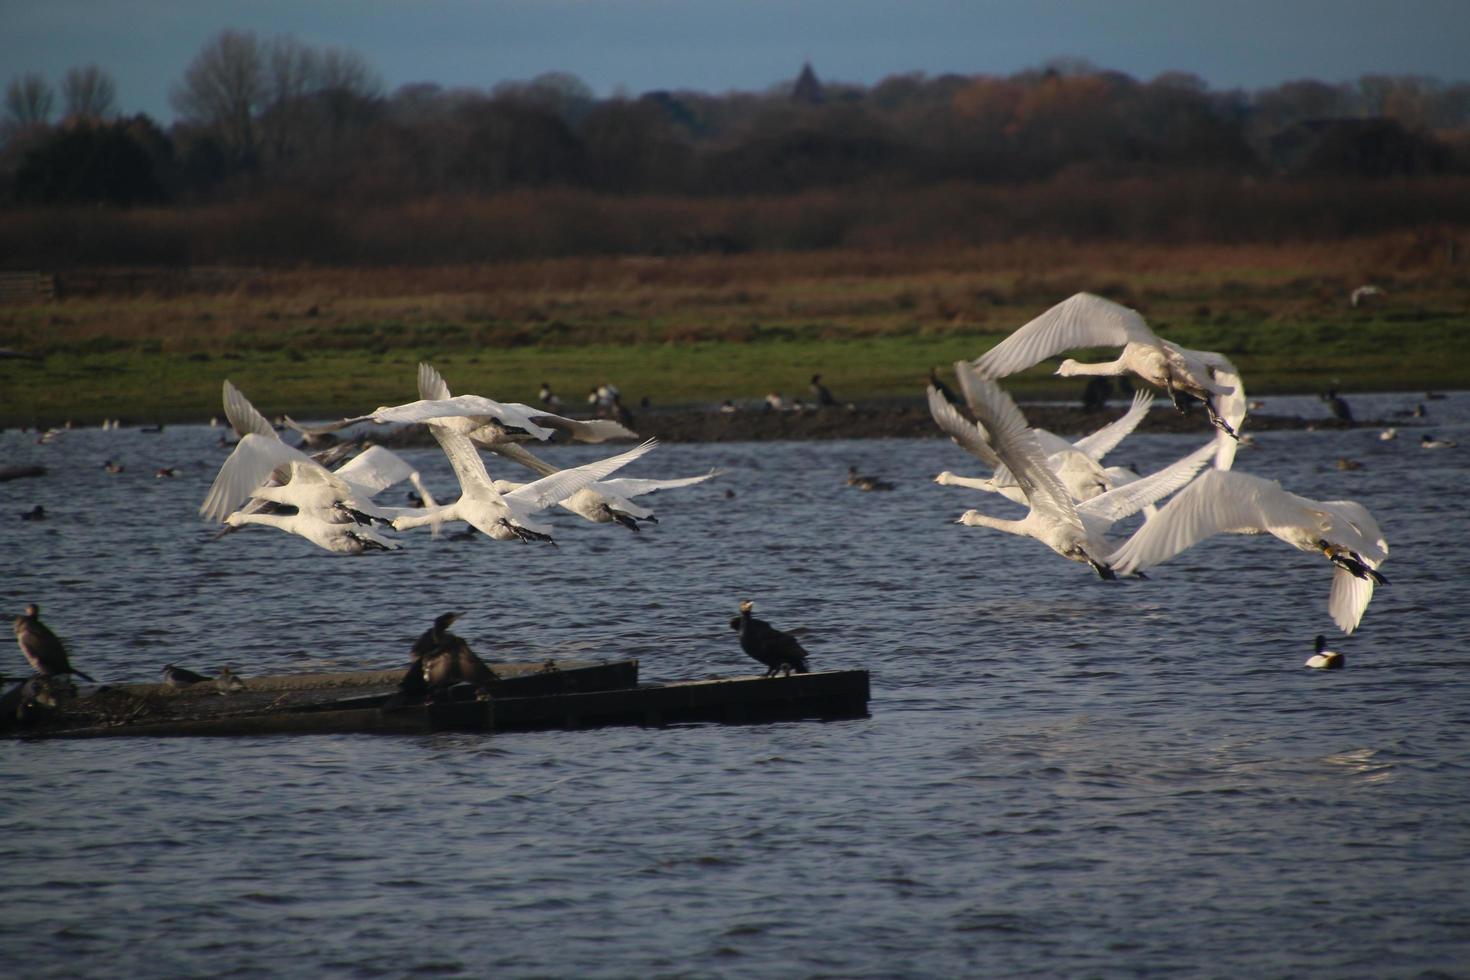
[3,392,1468,977]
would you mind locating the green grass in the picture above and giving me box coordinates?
[2,241,1467,426]
[3,314,1465,428]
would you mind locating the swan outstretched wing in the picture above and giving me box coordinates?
[973,293,1156,379]
[332,445,419,496]
[1318,500,1389,565]
[430,425,503,499]
[927,384,1003,472]
[1106,470,1307,574]
[1072,390,1155,461]
[1329,565,1375,634]
[955,363,1079,526]
[418,361,453,401]
[201,434,313,522]
[594,469,720,498]
[1078,439,1216,528]
[504,439,660,512]
[520,409,639,443]
[222,381,278,439]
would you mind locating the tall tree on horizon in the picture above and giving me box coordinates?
[171,29,266,166]
[4,72,55,131]
[62,65,117,120]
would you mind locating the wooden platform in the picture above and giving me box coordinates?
[4,662,870,739]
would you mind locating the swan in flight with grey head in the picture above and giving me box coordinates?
[201,382,432,552]
[416,363,713,530]
[972,292,1246,465]
[294,362,639,447]
[932,363,1217,578]
[391,423,660,544]
[935,388,1159,505]
[1105,468,1388,634]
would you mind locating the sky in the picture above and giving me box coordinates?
[4,0,1469,123]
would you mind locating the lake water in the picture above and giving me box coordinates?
[3,391,1468,978]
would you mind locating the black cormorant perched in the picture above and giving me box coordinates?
[1321,389,1353,424]
[421,635,499,697]
[398,612,498,701]
[730,600,811,677]
[810,374,836,407]
[14,603,96,682]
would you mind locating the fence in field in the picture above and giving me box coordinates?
[0,271,56,304]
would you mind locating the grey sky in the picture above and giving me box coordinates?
[4,0,1468,123]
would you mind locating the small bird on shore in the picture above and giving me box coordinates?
[161,663,213,688]
[14,603,96,682]
[215,666,246,694]
[1305,635,1344,670]
[730,600,811,677]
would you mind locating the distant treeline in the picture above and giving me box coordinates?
[3,30,1470,266]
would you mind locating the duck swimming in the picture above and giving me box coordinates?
[1305,635,1344,670]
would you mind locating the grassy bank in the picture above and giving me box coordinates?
[2,237,1466,426]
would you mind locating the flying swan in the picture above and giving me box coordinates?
[1105,469,1389,633]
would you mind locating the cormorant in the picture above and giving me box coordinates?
[730,600,811,677]
[399,612,498,701]
[14,603,96,682]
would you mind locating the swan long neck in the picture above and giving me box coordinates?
[1056,356,1127,377]
[232,512,292,531]
[958,510,1027,535]
[394,505,457,530]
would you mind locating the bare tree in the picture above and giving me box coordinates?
[260,35,318,161]
[5,72,55,128]
[62,65,117,120]
[171,29,265,164]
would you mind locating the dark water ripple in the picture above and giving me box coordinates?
[2,392,1469,977]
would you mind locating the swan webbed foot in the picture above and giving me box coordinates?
[1089,558,1117,580]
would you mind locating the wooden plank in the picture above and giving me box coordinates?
[16,669,869,739]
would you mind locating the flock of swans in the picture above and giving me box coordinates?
[196,293,1392,664]
[200,363,717,554]
[929,292,1389,648]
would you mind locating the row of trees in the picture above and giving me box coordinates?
[3,30,1469,212]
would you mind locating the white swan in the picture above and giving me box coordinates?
[201,382,432,526]
[932,389,1171,524]
[972,292,1246,460]
[223,508,401,554]
[932,364,1216,578]
[1105,469,1389,633]
[297,363,638,446]
[413,362,712,530]
[490,442,719,530]
[938,388,1159,504]
[391,426,660,544]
